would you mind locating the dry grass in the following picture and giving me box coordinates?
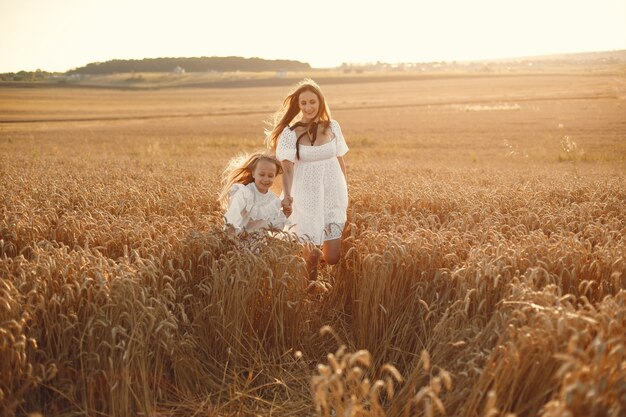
[1,72,625,416]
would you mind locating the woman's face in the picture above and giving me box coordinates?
[252,159,277,194]
[298,90,320,122]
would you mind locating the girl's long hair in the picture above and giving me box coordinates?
[218,152,282,209]
[265,78,332,152]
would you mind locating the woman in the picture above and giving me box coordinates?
[266,79,349,280]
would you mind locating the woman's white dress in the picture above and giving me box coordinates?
[223,182,287,233]
[276,120,349,245]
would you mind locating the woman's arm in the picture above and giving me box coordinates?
[281,160,294,213]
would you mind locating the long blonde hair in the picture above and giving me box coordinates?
[218,152,283,209]
[265,78,332,151]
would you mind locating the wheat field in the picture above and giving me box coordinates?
[1,72,625,417]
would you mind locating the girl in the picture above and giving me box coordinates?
[265,79,349,280]
[218,153,290,234]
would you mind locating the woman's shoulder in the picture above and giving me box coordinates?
[328,119,344,138]
[280,125,296,140]
[328,119,343,131]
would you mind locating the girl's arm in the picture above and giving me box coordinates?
[224,188,248,232]
[337,156,347,181]
[281,160,294,211]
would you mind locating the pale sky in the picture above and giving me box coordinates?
[1,0,625,73]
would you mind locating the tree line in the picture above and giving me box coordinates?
[66,56,311,75]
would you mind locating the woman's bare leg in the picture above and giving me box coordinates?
[322,238,341,266]
[305,237,341,282]
[304,244,322,281]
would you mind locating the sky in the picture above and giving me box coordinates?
[1,0,625,73]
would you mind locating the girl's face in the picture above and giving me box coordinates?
[252,159,278,194]
[298,90,320,122]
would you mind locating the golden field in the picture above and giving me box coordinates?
[1,71,625,417]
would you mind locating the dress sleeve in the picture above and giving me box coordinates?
[276,128,297,163]
[331,120,349,157]
[268,197,288,229]
[223,184,252,232]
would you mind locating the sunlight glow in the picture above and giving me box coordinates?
[1,0,625,72]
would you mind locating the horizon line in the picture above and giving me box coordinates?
[2,48,625,74]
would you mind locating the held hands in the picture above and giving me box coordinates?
[281,196,293,217]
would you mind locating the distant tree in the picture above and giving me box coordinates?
[0,69,55,81]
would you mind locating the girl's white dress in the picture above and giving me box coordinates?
[276,119,349,245]
[224,182,287,233]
